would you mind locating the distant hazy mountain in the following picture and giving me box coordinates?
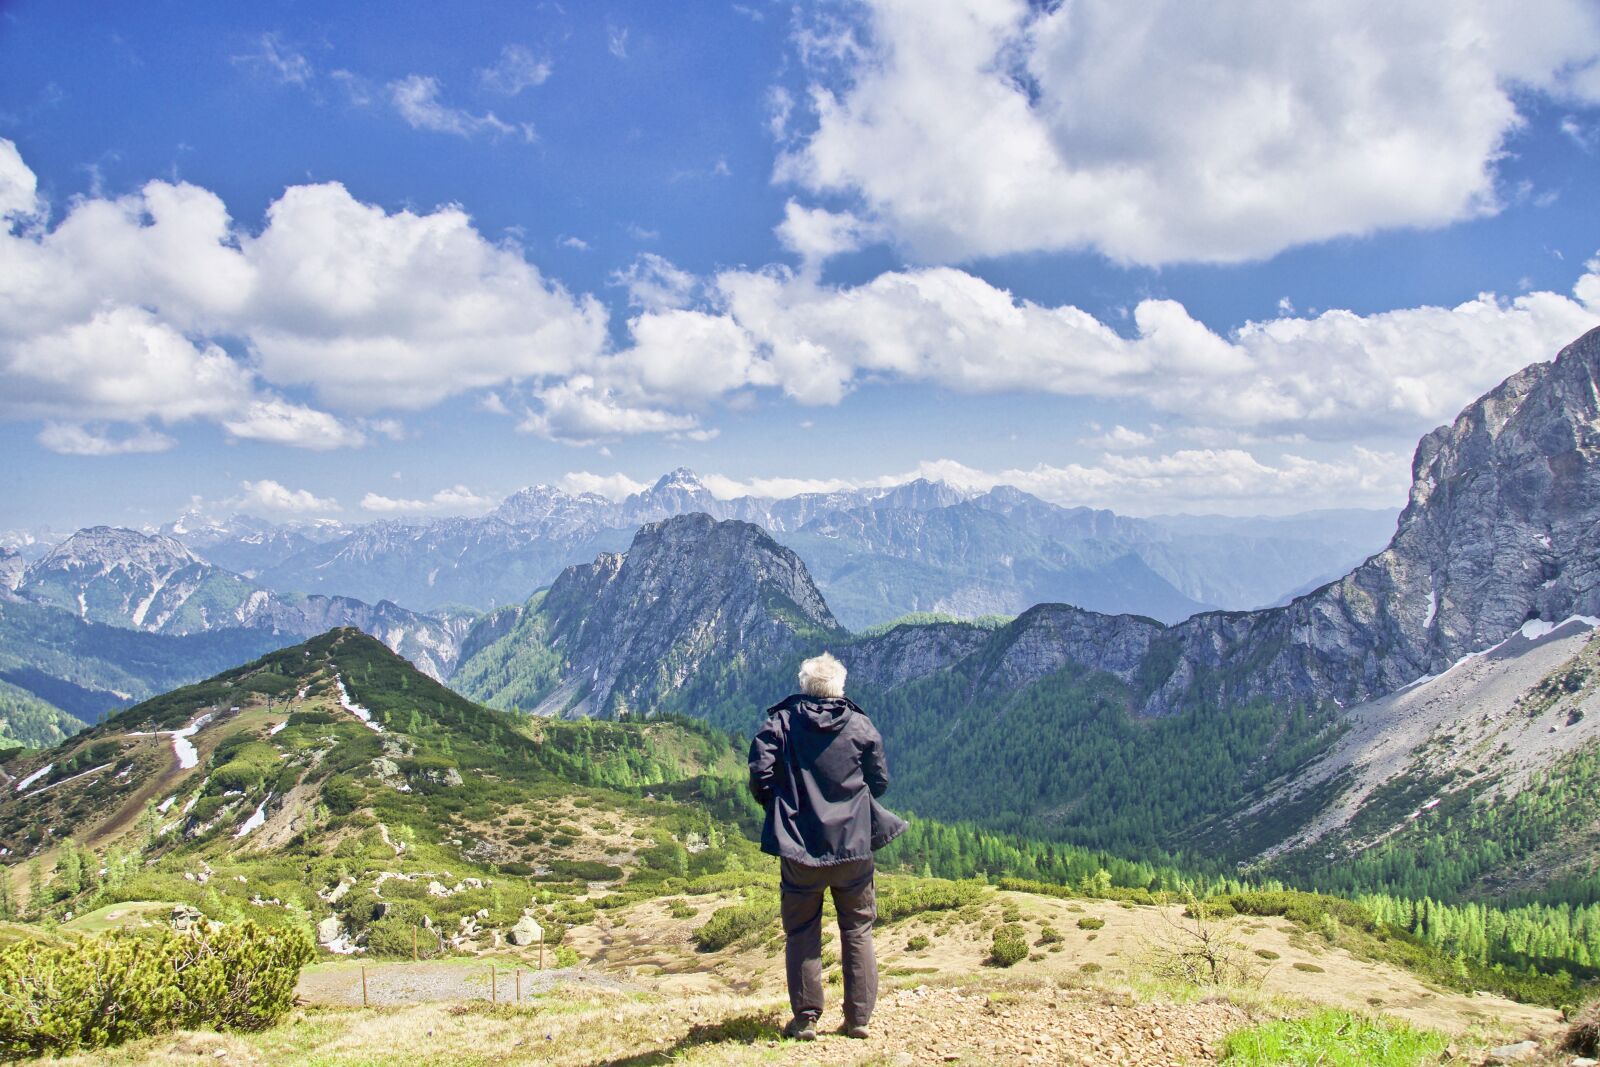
[12,527,472,682]
[160,467,1397,628]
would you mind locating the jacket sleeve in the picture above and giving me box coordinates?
[747,711,782,807]
[861,720,889,798]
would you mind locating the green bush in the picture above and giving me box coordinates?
[876,877,986,925]
[1036,926,1063,946]
[0,921,313,1058]
[989,923,1028,967]
[694,900,778,951]
[1076,917,1105,931]
[366,916,441,959]
[906,934,930,951]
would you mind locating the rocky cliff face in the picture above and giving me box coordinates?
[1135,325,1600,715]
[489,514,843,718]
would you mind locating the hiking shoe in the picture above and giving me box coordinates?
[844,1023,871,1040]
[784,1016,818,1041]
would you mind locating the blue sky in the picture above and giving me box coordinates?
[3,0,1600,531]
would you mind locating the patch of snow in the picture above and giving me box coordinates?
[295,686,308,702]
[334,675,382,733]
[157,796,177,814]
[1422,586,1437,629]
[169,713,211,770]
[268,721,288,736]
[235,794,271,838]
[1420,797,1441,811]
[182,786,203,815]
[76,591,86,617]
[1520,614,1600,643]
[14,764,52,792]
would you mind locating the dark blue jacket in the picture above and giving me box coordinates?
[748,694,906,866]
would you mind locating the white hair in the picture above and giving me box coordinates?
[798,652,847,698]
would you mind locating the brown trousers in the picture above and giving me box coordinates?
[779,857,877,1025]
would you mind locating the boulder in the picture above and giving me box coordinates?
[171,904,204,933]
[1486,1042,1540,1064]
[510,915,544,946]
[316,916,343,946]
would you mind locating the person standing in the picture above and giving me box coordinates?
[748,651,906,1041]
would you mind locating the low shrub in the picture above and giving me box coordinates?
[906,934,930,951]
[1565,999,1600,1056]
[694,900,778,952]
[0,921,313,1058]
[1036,926,1064,946]
[876,877,986,925]
[1076,917,1105,931]
[989,923,1028,967]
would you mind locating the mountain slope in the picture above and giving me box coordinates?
[15,527,473,681]
[444,327,1600,892]
[456,514,843,719]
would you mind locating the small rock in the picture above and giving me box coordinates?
[1569,1058,1598,1067]
[315,916,343,946]
[1486,1041,1541,1064]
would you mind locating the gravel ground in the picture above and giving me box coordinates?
[296,961,637,1007]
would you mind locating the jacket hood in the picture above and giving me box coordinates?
[785,694,857,732]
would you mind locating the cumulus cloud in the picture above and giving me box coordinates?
[359,484,495,515]
[558,471,649,500]
[774,200,877,273]
[478,44,551,95]
[0,139,608,448]
[1081,425,1155,451]
[37,422,175,456]
[518,375,701,445]
[777,0,1600,264]
[0,140,40,220]
[221,398,368,450]
[389,75,533,141]
[234,479,338,513]
[669,262,1600,440]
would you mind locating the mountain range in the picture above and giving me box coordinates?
[443,325,1600,893]
[156,469,1395,627]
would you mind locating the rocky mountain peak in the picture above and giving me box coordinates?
[36,526,204,574]
[531,513,842,717]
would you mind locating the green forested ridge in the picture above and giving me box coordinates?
[1276,745,1600,905]
[0,678,86,748]
[0,598,287,732]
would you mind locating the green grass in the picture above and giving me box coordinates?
[1219,1010,1448,1067]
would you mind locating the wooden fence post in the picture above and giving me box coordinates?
[490,963,497,1004]
[515,967,522,1004]
[361,965,368,1008]
[412,925,418,962]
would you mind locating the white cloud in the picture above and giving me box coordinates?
[612,253,698,311]
[234,479,338,513]
[688,262,1600,439]
[389,75,533,141]
[608,25,630,59]
[360,484,495,515]
[231,33,313,87]
[559,235,590,250]
[477,44,551,95]
[774,200,877,273]
[1081,425,1154,451]
[0,140,40,220]
[558,471,649,500]
[778,0,1600,265]
[2,307,256,422]
[699,449,1406,514]
[518,375,700,444]
[36,422,175,456]
[222,398,368,450]
[0,140,606,445]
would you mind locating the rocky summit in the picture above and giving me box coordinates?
[528,513,841,718]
